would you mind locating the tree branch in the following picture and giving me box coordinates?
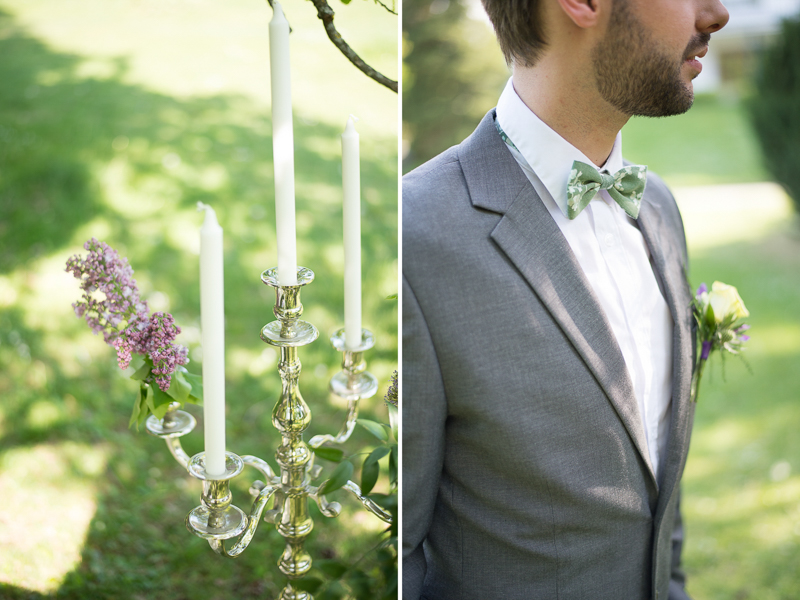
[306,0,398,93]
[372,0,397,16]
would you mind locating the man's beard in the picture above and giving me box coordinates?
[592,0,709,117]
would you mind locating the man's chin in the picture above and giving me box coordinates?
[631,91,694,118]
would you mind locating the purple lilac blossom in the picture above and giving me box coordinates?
[696,282,708,298]
[66,238,188,391]
[384,370,398,407]
[701,340,712,361]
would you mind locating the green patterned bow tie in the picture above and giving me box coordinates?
[566,161,647,220]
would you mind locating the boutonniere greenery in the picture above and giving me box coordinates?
[690,281,751,403]
[66,238,202,428]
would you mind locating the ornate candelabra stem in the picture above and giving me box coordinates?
[261,266,319,600]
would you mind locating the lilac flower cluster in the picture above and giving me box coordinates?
[66,238,148,342]
[66,238,188,391]
[384,370,398,408]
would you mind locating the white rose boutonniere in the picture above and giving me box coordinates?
[708,282,750,322]
[690,281,751,403]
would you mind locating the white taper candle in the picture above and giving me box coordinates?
[269,1,298,286]
[342,115,362,350]
[198,203,227,477]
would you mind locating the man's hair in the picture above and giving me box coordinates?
[481,0,547,67]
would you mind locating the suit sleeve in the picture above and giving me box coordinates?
[401,274,448,600]
[668,491,692,600]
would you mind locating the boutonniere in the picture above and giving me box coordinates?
[690,281,751,403]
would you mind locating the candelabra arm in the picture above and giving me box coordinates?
[342,480,393,523]
[209,482,280,558]
[310,328,378,449]
[146,404,196,471]
[166,437,192,471]
[308,484,342,518]
[241,454,278,482]
[308,399,359,448]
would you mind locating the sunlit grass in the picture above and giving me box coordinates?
[665,185,800,599]
[0,443,110,593]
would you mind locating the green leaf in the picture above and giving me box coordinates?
[129,354,146,372]
[385,293,397,300]
[144,384,156,414]
[360,458,379,496]
[361,446,390,495]
[319,461,354,495]
[313,447,345,462]
[183,370,203,405]
[705,303,716,328]
[151,385,173,417]
[389,443,398,486]
[357,419,389,442]
[130,359,152,381]
[166,369,191,403]
[129,385,144,429]
[152,400,170,420]
[387,404,398,440]
[368,445,391,463]
[136,385,154,428]
[316,559,348,579]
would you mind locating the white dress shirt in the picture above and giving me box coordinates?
[496,78,674,479]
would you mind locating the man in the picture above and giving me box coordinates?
[402,0,729,598]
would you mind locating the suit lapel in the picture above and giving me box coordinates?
[459,111,657,486]
[637,193,695,498]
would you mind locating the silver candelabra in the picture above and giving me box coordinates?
[144,266,391,600]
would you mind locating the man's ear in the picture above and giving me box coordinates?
[556,0,603,28]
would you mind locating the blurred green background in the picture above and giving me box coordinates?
[0,0,397,598]
[403,1,800,598]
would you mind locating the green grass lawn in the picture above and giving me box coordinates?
[679,218,800,600]
[0,0,398,598]
[623,93,769,187]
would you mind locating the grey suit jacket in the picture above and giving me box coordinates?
[402,110,696,600]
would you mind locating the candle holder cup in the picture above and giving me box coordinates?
[186,452,248,540]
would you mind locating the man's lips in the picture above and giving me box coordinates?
[684,46,708,72]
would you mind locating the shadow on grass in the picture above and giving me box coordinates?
[0,7,396,599]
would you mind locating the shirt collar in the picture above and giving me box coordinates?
[496,77,624,218]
